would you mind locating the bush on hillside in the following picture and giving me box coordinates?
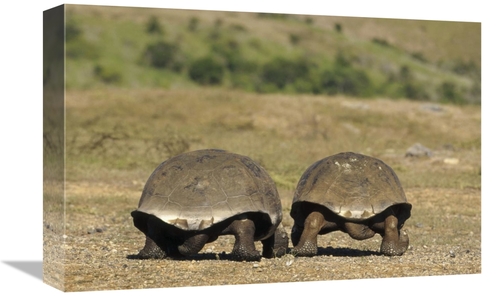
[320,54,372,97]
[188,56,225,85]
[259,57,312,90]
[188,17,199,32]
[439,81,466,104]
[93,64,122,84]
[142,41,183,72]
[65,21,99,60]
[146,16,164,35]
[320,67,371,96]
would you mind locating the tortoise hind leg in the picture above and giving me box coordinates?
[134,216,181,259]
[136,236,169,259]
[380,214,409,256]
[291,211,326,257]
[224,218,261,261]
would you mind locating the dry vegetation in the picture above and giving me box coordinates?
[43,88,480,291]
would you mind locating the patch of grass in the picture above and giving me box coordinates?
[65,88,481,191]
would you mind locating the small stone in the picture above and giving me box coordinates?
[421,104,444,113]
[405,143,433,157]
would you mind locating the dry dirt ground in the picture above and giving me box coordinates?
[43,89,481,292]
[43,183,480,292]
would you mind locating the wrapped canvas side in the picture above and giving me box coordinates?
[43,4,66,291]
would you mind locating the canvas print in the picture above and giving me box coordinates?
[43,4,481,292]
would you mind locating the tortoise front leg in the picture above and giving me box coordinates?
[291,211,326,257]
[380,214,409,256]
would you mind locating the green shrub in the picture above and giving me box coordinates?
[143,41,183,71]
[411,52,428,63]
[188,56,225,85]
[289,33,301,45]
[319,54,372,96]
[211,38,243,72]
[320,67,371,96]
[451,59,480,78]
[401,81,429,101]
[93,64,122,84]
[392,65,429,100]
[188,17,199,32]
[288,77,320,94]
[334,23,342,33]
[305,17,314,25]
[259,57,311,90]
[65,21,99,60]
[65,21,82,42]
[146,16,164,35]
[372,38,391,47]
[439,81,466,104]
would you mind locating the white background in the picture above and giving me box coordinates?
[1,0,497,295]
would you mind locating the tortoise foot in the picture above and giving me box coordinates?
[231,248,262,262]
[135,236,168,259]
[228,218,261,261]
[291,241,317,257]
[380,229,409,256]
[380,215,410,256]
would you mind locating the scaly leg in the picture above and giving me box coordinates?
[227,219,261,261]
[380,214,409,256]
[291,211,325,257]
[136,235,168,259]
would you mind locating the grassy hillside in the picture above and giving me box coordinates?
[63,5,480,104]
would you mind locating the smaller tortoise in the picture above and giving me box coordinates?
[131,149,288,261]
[290,152,412,256]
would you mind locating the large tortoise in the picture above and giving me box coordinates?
[290,152,412,256]
[131,149,288,261]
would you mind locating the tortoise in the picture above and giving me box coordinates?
[290,152,412,256]
[131,149,288,261]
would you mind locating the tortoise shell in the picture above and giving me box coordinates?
[291,152,411,223]
[135,149,282,239]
